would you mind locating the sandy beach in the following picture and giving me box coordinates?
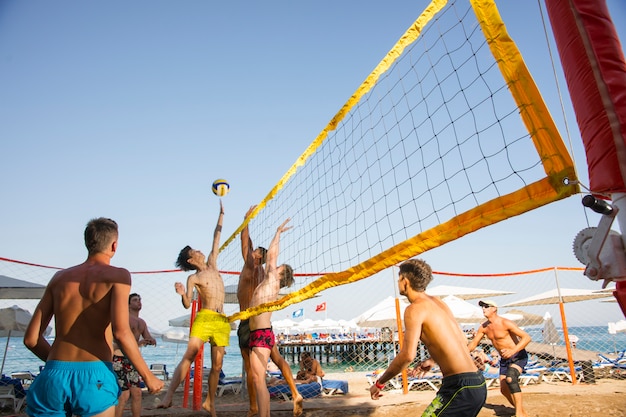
[5,370,623,417]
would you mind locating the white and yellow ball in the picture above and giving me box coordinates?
[212,179,230,197]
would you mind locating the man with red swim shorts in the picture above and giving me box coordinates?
[248,218,294,417]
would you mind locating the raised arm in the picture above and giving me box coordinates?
[207,200,224,268]
[266,218,292,269]
[241,205,256,263]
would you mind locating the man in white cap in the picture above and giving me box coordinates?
[468,299,532,417]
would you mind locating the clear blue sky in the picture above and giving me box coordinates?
[1,1,625,327]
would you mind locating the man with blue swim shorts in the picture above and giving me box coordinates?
[157,201,228,417]
[469,300,532,417]
[369,259,486,416]
[23,217,163,417]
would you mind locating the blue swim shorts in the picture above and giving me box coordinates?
[499,349,529,376]
[27,360,119,417]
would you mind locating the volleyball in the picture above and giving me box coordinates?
[212,179,230,197]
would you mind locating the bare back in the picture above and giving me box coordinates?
[406,295,477,376]
[47,260,132,362]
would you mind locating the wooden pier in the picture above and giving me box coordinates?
[277,338,402,366]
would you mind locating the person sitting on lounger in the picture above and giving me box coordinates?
[296,352,324,383]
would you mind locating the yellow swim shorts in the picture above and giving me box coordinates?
[189,309,231,347]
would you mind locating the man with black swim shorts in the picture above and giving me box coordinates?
[369,259,486,417]
[468,299,532,417]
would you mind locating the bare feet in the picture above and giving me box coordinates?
[293,394,304,417]
[246,410,259,417]
[202,399,217,417]
[155,397,171,409]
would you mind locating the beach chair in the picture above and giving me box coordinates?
[545,365,583,383]
[0,385,25,413]
[10,371,35,387]
[150,363,169,381]
[407,375,442,391]
[216,370,242,397]
[268,380,322,400]
[365,371,399,391]
[321,378,349,395]
[482,370,500,388]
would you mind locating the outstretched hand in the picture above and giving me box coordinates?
[277,218,292,233]
[245,205,257,219]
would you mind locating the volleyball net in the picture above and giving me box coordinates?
[220,0,579,322]
[5,0,614,380]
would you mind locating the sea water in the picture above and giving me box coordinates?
[1,334,244,378]
[2,328,625,377]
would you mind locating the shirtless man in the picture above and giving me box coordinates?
[248,218,294,417]
[158,201,230,416]
[296,351,324,383]
[23,217,163,417]
[114,293,157,417]
[468,300,532,417]
[237,207,302,417]
[369,259,486,417]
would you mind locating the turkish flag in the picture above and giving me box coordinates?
[315,302,326,312]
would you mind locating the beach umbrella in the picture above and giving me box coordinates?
[354,295,487,329]
[353,296,408,329]
[337,319,360,332]
[441,295,485,323]
[0,275,46,299]
[501,309,545,326]
[0,305,38,375]
[273,318,297,334]
[503,288,612,307]
[161,327,189,344]
[543,312,560,361]
[608,320,626,334]
[608,320,626,353]
[161,327,189,362]
[426,285,514,300]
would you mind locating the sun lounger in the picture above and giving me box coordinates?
[482,370,500,388]
[321,378,349,395]
[406,375,441,391]
[268,380,322,400]
[217,370,242,396]
[0,385,25,413]
[545,366,583,383]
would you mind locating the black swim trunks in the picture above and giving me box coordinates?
[422,371,486,416]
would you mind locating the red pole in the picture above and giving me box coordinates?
[182,298,203,408]
[192,299,204,410]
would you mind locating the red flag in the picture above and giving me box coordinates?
[315,302,326,312]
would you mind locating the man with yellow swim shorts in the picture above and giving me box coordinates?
[157,200,228,417]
